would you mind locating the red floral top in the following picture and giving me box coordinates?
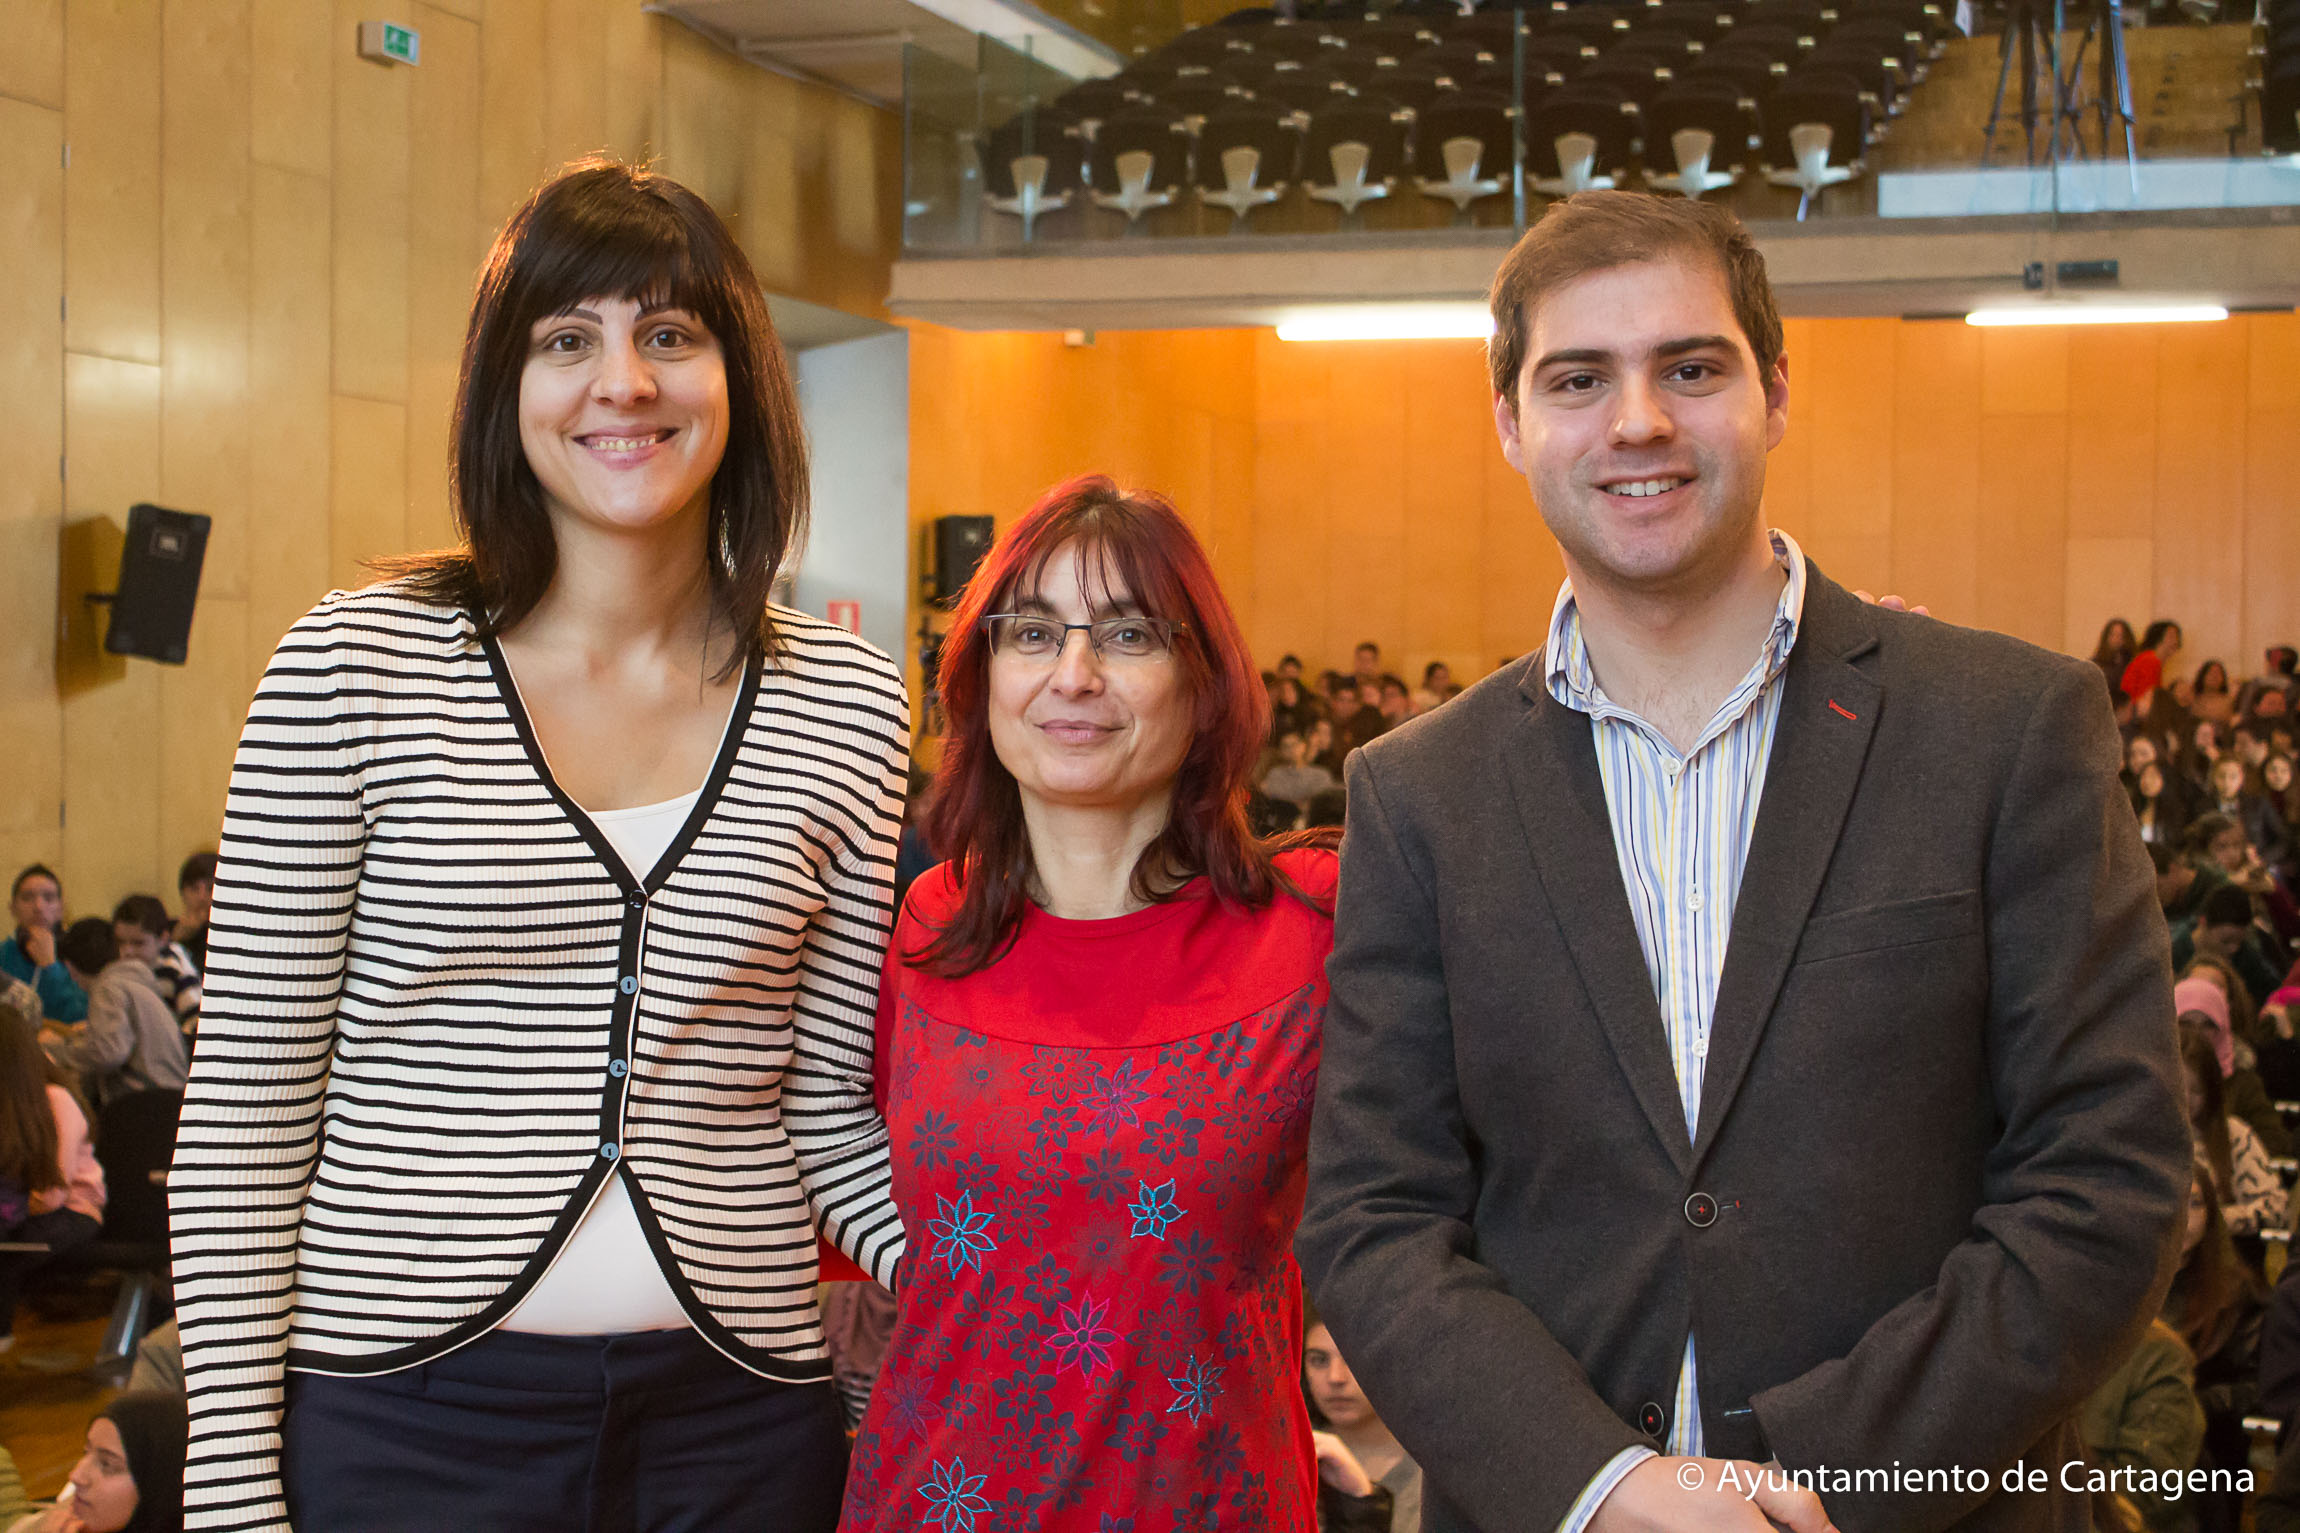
[840,850,1338,1533]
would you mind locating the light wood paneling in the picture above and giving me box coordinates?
[331,0,411,403]
[2065,538,2156,658]
[407,6,483,553]
[248,165,335,665]
[64,0,162,365]
[0,95,67,876]
[330,395,408,591]
[62,354,164,908]
[161,0,253,605]
[0,0,65,109]
[2152,323,2250,672]
[477,0,548,223]
[250,0,333,177]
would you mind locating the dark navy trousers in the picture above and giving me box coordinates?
[281,1327,848,1533]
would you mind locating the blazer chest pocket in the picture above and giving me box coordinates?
[1794,888,1981,966]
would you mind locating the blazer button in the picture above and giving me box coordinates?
[1685,1192,1718,1227]
[1639,1401,1666,1437]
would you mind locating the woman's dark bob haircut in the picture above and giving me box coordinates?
[383,158,805,674]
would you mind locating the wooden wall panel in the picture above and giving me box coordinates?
[61,354,164,908]
[406,6,483,554]
[1885,322,1981,628]
[160,0,253,604]
[0,96,67,879]
[2152,324,2250,672]
[477,0,548,224]
[330,397,408,592]
[247,164,333,668]
[0,0,65,109]
[331,0,410,403]
[250,0,332,177]
[64,0,162,365]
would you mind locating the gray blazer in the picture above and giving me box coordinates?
[1297,568,2191,1533]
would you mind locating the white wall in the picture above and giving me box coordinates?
[791,330,910,668]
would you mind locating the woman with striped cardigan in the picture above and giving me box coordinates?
[169,162,905,1532]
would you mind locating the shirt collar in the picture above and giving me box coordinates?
[1544,529,1808,719]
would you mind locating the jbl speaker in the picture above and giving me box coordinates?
[931,515,994,606]
[104,504,211,664]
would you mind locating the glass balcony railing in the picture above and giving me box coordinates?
[900,1,2296,252]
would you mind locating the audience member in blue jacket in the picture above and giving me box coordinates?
[1,866,86,1025]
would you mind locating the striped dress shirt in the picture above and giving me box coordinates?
[1544,530,1808,1533]
[170,584,910,1533]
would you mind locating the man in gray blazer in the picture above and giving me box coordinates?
[1296,192,2190,1533]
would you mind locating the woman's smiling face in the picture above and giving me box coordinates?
[518,294,729,539]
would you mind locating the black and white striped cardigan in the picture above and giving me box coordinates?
[169,584,909,1532]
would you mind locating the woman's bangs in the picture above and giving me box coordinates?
[515,206,722,339]
[1005,512,1190,630]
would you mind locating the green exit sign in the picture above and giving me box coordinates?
[357,20,420,66]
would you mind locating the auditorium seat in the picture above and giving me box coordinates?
[1529,82,1638,195]
[1642,80,1755,195]
[1762,69,1867,217]
[1305,98,1410,215]
[1053,78,1132,140]
[1196,106,1302,226]
[1413,90,1517,212]
[1255,64,1361,115]
[981,114,1084,240]
[1087,109,1191,225]
[1583,51,1676,111]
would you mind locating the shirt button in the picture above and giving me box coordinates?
[1688,888,1706,912]
[599,1143,620,1161]
[619,975,638,995]
[608,1059,629,1079]
[1694,1038,1709,1059]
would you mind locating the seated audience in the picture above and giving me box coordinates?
[1271,674,1319,739]
[1409,662,1454,716]
[2175,884,2287,1014]
[48,920,188,1106]
[1350,641,1382,696]
[110,898,199,1044]
[1304,787,1348,831]
[2267,754,2299,845]
[6,1392,187,1533]
[2155,841,2225,931]
[2126,620,2191,739]
[2179,1020,2286,1238]
[2237,646,2300,723]
[2178,722,2221,804]
[2078,1316,2205,1533]
[1263,731,1339,810]
[2193,660,2237,726]
[1306,1303,1421,1533]
[1305,716,1341,777]
[1375,675,1410,727]
[2094,617,2140,699]
[2,866,84,1025]
[2203,756,2291,873]
[0,1008,105,1355]
[2133,761,2186,848]
[1332,681,1387,755]
[172,853,215,972]
[2176,967,2291,1156]
[2164,1157,2265,1533]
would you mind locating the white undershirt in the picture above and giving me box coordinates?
[501,788,700,1336]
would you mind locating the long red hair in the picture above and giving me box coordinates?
[913,475,1312,976]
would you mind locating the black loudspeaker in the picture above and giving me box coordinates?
[932,515,994,606]
[104,504,211,664]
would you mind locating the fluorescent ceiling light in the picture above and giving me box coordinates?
[1276,304,1494,342]
[1965,304,2228,327]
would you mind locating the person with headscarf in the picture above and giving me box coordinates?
[7,1391,187,1533]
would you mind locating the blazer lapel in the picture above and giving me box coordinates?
[1504,672,1694,1176]
[1690,574,1881,1168]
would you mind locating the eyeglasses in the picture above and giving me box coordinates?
[984,614,1185,664]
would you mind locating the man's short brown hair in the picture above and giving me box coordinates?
[1487,191,1784,408]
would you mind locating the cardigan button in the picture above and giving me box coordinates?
[619,975,638,995]
[599,1143,620,1161]
[608,1059,628,1079]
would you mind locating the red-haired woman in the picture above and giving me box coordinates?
[840,477,1337,1532]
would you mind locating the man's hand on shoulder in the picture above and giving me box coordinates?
[1589,1457,1837,1533]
